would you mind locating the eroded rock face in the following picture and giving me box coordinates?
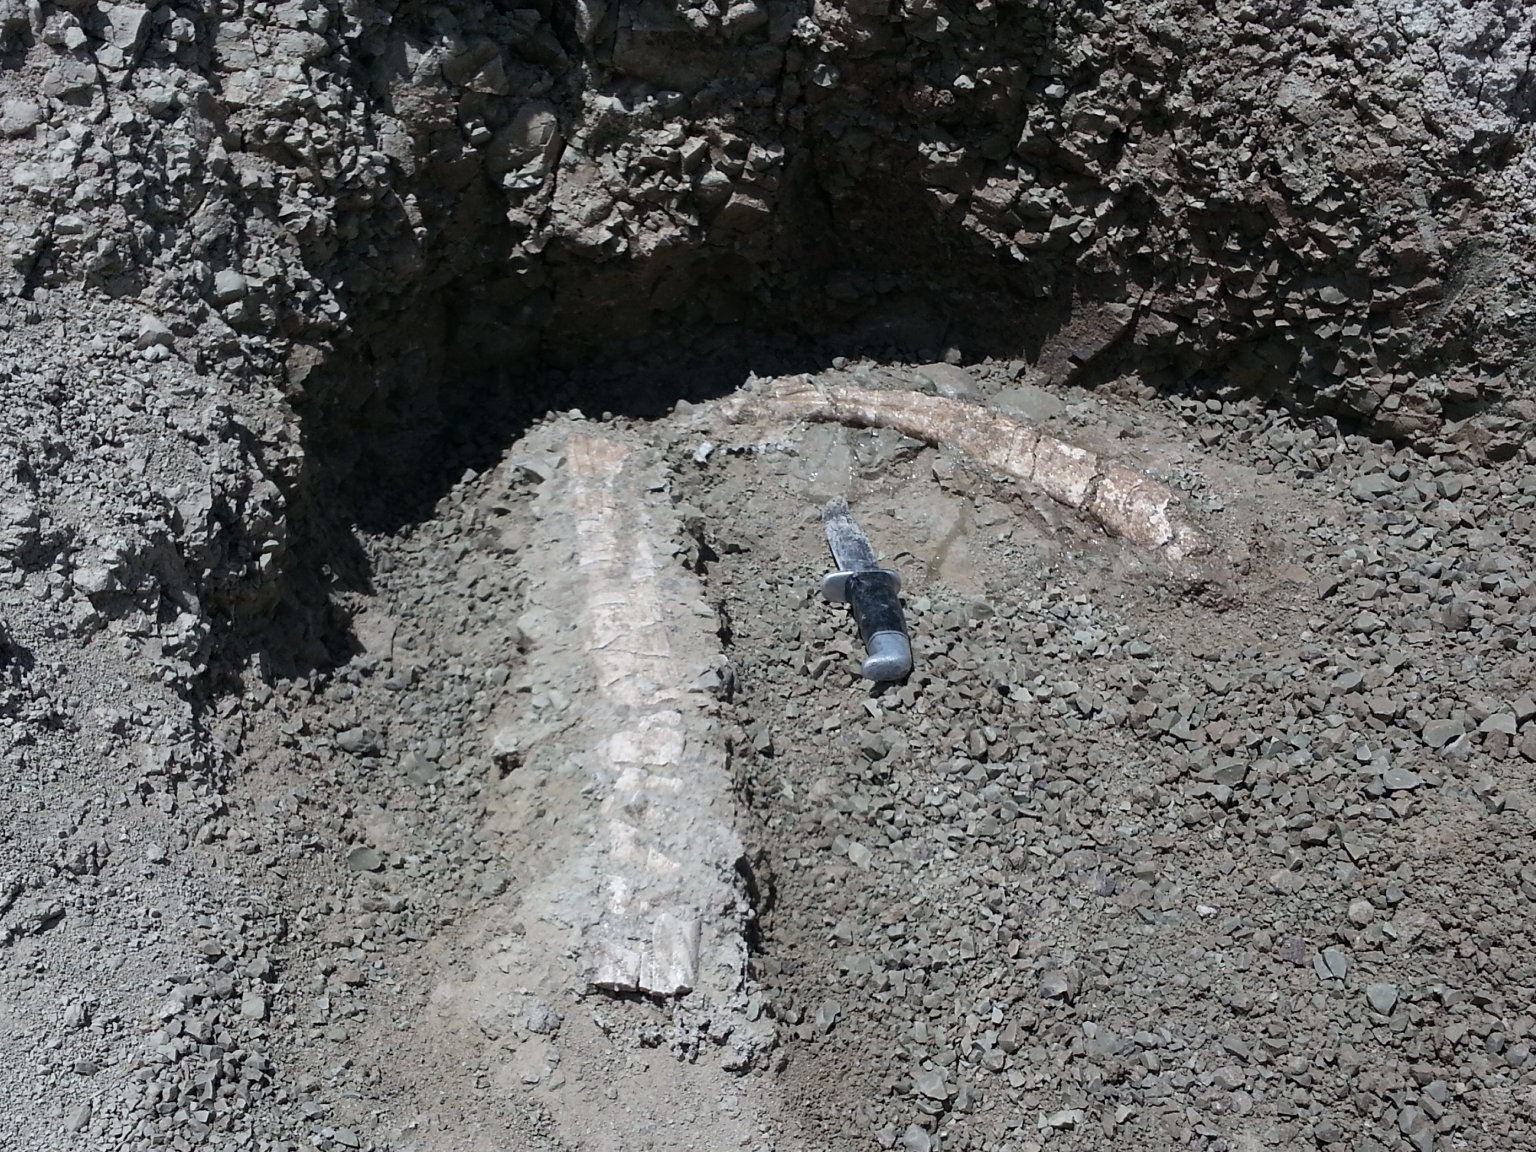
[0,0,1532,663]
[343,0,1535,445]
[8,1,1533,431]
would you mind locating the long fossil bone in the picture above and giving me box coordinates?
[713,375,1211,566]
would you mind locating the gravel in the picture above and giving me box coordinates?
[658,369,1536,1150]
[1,0,1534,1149]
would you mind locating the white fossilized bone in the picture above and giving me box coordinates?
[559,435,745,997]
[713,375,1211,566]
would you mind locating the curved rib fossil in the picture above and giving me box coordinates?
[711,375,1212,568]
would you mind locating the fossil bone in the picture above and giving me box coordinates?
[715,376,1211,566]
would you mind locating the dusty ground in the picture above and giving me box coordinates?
[9,355,1536,1152]
[2,1,1536,1151]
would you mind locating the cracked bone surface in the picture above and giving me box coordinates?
[716,375,1211,565]
[513,432,746,997]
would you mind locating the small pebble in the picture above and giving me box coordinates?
[63,1101,91,1133]
[345,846,384,873]
[1314,948,1350,982]
[914,1069,949,1101]
[1366,983,1399,1015]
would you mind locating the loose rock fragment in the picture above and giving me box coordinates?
[1421,719,1463,749]
[211,269,249,304]
[815,1000,840,1034]
[914,1069,950,1101]
[913,362,980,402]
[134,315,174,349]
[1366,983,1399,1015]
[1347,898,1376,927]
[345,846,383,873]
[336,727,380,756]
[526,1001,562,1035]
[1038,970,1076,1001]
[63,1101,91,1134]
[1314,948,1351,982]
[0,99,41,137]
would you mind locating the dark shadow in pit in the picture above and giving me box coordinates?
[223,299,829,684]
[313,317,826,539]
[288,0,1091,540]
[215,0,1140,682]
[0,621,34,676]
[221,228,1057,685]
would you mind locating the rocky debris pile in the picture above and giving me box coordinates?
[0,307,288,1148]
[0,0,1534,1148]
[664,361,1536,1151]
[6,346,1535,1151]
[8,0,1530,460]
[205,425,779,1149]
